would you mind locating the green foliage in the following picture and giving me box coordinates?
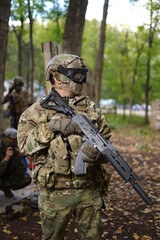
[101,19,160,106]
[11,0,27,21]
[102,27,133,104]
[6,0,160,108]
[6,0,66,85]
[138,128,150,136]
[129,0,139,3]
[105,113,145,130]
[105,113,159,149]
[82,19,100,69]
[6,30,18,79]
[45,0,69,20]
[136,143,151,151]
[42,0,68,43]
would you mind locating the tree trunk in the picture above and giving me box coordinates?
[83,69,95,100]
[129,36,145,118]
[28,0,34,104]
[94,0,109,106]
[19,0,24,76]
[12,0,24,76]
[42,41,58,95]
[120,69,126,120]
[119,30,129,120]
[145,55,150,124]
[18,34,22,76]
[0,0,11,135]
[62,0,88,56]
[13,23,23,76]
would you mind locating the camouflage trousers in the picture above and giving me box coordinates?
[39,185,103,240]
[0,174,31,191]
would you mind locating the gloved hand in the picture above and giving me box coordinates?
[81,145,99,163]
[50,116,81,137]
[4,147,14,162]
[9,85,15,94]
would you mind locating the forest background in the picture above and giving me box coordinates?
[0,2,160,239]
[0,0,160,134]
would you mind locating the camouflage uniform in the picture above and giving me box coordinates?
[18,95,111,240]
[0,141,31,195]
[2,76,30,129]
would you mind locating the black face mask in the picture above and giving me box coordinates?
[57,65,88,83]
[15,86,22,93]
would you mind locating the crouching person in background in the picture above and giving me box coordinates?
[0,128,31,198]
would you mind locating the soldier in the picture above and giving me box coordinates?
[2,76,30,129]
[17,54,112,240]
[0,128,32,198]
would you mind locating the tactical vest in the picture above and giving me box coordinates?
[32,95,111,198]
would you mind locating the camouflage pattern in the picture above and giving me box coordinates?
[39,187,103,240]
[2,86,30,129]
[0,142,31,192]
[17,93,112,239]
[13,76,24,86]
[45,54,87,95]
[45,54,86,82]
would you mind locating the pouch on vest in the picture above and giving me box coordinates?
[50,136,70,175]
[67,134,82,173]
[37,166,55,188]
[32,149,48,183]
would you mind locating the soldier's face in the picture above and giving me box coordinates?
[68,81,83,95]
[15,85,22,93]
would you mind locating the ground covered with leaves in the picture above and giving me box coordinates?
[0,126,159,240]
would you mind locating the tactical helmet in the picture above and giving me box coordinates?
[2,128,17,149]
[13,76,24,87]
[45,54,88,84]
[3,128,17,139]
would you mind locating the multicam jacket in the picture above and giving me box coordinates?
[17,94,112,199]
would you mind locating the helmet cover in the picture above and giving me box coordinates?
[13,76,24,87]
[2,128,17,149]
[45,54,87,84]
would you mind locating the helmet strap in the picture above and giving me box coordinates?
[49,74,55,85]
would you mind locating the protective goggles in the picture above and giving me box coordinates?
[6,137,17,143]
[57,65,88,83]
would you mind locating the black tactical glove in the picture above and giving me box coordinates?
[81,145,99,163]
[50,116,81,137]
[9,85,15,94]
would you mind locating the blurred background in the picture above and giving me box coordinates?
[0,0,160,133]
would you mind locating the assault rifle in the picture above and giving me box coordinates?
[40,88,152,205]
[9,95,18,129]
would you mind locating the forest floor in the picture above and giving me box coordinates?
[0,126,159,240]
